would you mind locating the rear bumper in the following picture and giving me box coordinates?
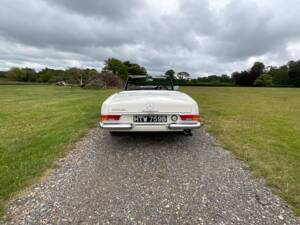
[168,122,202,129]
[99,122,133,130]
[99,122,202,131]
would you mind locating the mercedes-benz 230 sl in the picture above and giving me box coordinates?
[99,75,203,135]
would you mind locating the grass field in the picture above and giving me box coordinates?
[183,87,300,215]
[0,85,299,216]
[0,85,115,215]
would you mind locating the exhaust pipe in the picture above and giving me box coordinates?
[183,129,192,136]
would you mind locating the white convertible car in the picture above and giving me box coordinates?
[99,75,203,136]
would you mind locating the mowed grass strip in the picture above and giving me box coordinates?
[0,85,115,215]
[183,87,300,216]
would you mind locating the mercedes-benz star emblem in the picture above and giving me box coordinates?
[145,103,155,111]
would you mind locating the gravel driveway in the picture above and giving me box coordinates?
[1,128,299,225]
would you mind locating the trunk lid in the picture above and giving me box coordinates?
[108,90,193,113]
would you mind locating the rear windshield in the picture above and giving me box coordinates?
[125,76,174,90]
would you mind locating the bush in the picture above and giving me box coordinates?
[254,74,273,87]
[7,67,37,82]
[268,66,290,86]
[84,72,124,89]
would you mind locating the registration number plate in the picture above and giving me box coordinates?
[133,115,167,123]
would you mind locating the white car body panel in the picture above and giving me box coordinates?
[100,90,202,132]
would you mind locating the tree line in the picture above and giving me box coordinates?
[1,57,299,87]
[232,60,300,87]
[0,58,148,87]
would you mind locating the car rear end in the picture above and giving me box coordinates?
[100,90,203,133]
[99,113,202,132]
[99,76,203,134]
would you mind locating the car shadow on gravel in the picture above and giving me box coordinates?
[102,130,206,156]
[108,132,191,145]
[110,131,187,139]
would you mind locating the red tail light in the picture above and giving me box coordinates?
[100,115,121,121]
[180,115,202,121]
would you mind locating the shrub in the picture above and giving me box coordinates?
[254,74,273,87]
[84,72,124,89]
[7,67,37,82]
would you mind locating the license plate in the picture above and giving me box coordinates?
[133,115,167,123]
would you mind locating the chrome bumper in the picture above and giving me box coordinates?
[100,122,202,130]
[99,122,133,130]
[168,122,202,129]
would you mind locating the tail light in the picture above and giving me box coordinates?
[180,114,203,121]
[100,115,121,121]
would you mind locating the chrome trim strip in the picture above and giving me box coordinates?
[99,122,202,130]
[99,122,133,130]
[168,122,202,129]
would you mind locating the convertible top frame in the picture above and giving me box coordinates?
[125,75,174,91]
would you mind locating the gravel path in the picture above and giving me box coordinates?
[1,128,299,225]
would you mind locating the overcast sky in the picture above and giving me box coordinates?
[0,0,300,76]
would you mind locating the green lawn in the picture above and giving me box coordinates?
[0,85,115,215]
[182,87,300,215]
[0,86,299,217]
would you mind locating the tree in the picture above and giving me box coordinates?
[231,72,240,85]
[249,62,265,85]
[103,58,129,81]
[254,74,273,87]
[165,69,175,80]
[7,67,24,81]
[177,71,191,80]
[220,74,231,83]
[74,68,100,87]
[38,68,58,83]
[232,71,252,86]
[288,60,300,87]
[123,61,147,75]
[23,68,37,82]
[64,68,84,86]
[0,71,6,78]
[7,67,37,82]
[83,69,99,84]
[268,66,290,86]
[232,62,265,86]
